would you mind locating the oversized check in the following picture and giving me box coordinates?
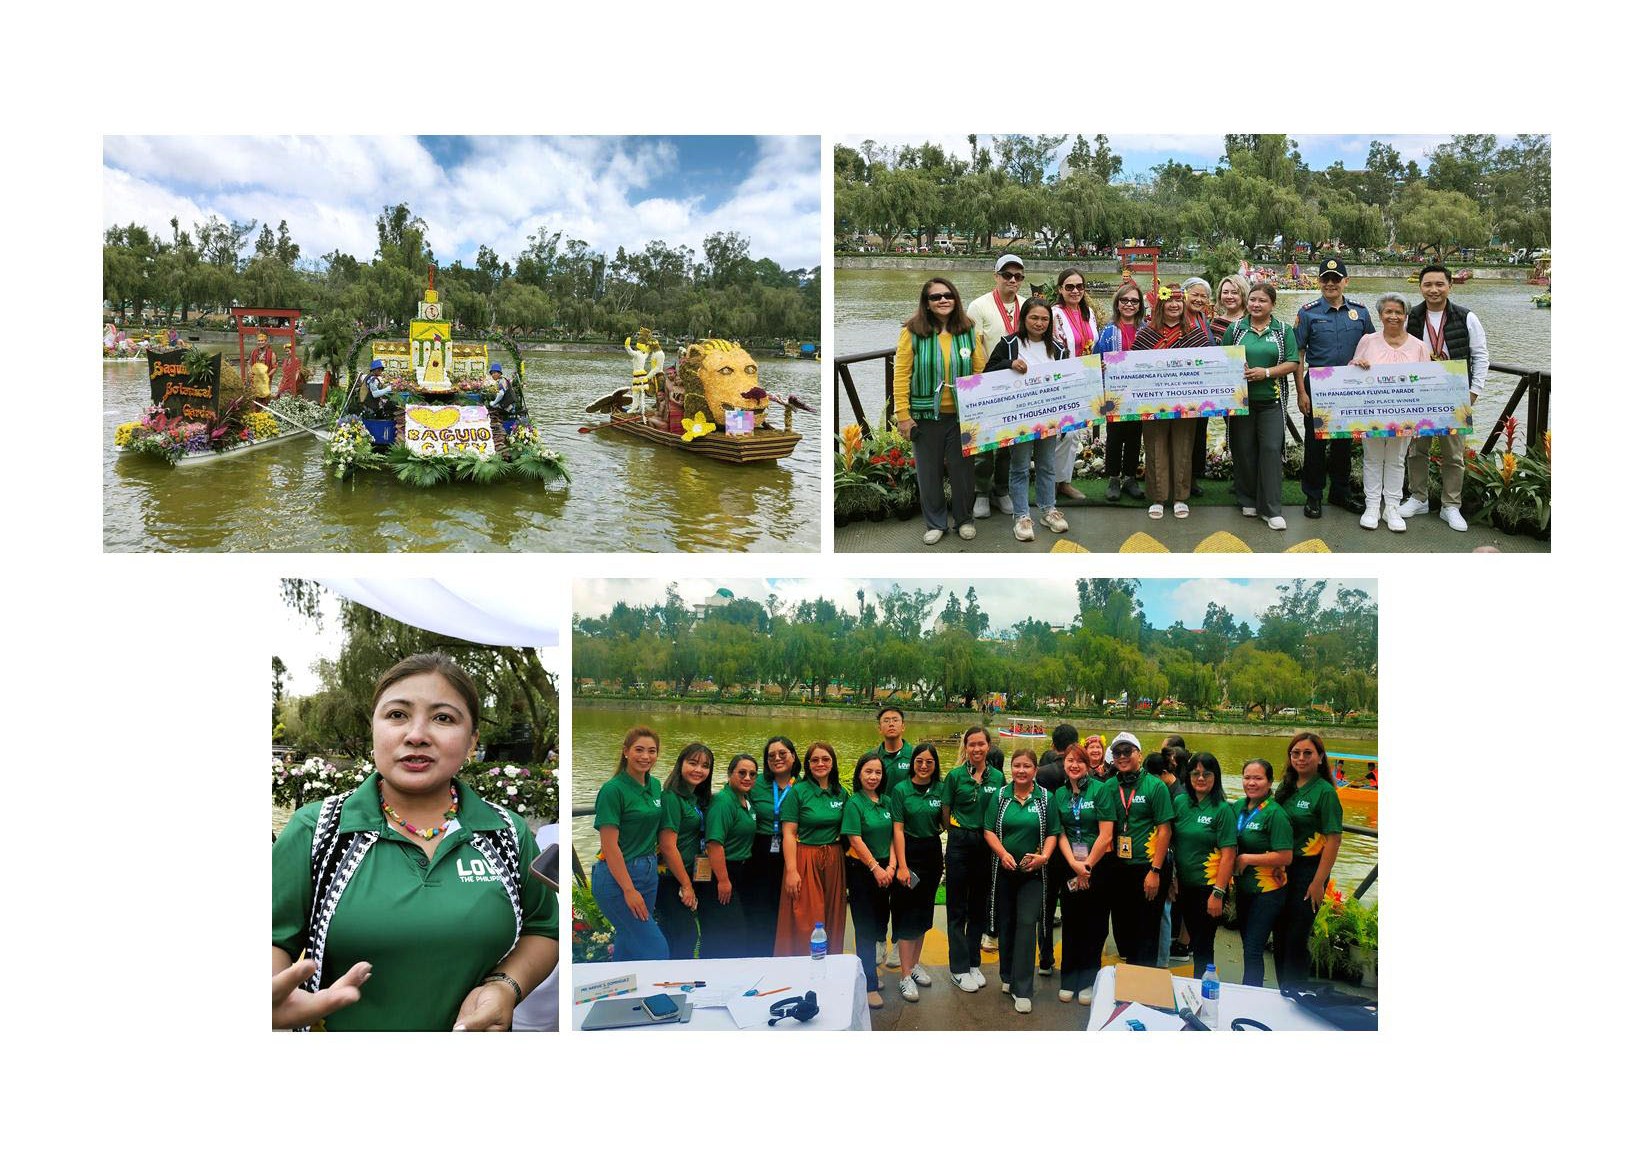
[954,357,1106,456]
[1307,359,1471,439]
[1100,345,1249,420]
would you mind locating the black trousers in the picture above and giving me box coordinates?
[1301,387,1353,501]
[912,416,975,531]
[1100,856,1166,966]
[1180,882,1223,979]
[654,875,701,960]
[944,828,991,974]
[698,858,753,959]
[1057,871,1105,993]
[1038,849,1071,970]
[891,835,943,941]
[991,867,1044,999]
[745,838,784,949]
[1104,422,1142,479]
[973,444,1010,499]
[1276,856,1321,989]
[846,857,892,988]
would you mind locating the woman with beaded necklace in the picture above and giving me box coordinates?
[1097,282,1148,504]
[272,653,558,1030]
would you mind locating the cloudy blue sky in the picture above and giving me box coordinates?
[104,135,821,270]
[850,133,1477,178]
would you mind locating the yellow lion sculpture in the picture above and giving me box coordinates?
[678,339,767,429]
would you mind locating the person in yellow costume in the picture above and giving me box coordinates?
[248,332,277,400]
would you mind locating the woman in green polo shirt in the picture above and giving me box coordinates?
[591,726,670,961]
[1232,758,1296,987]
[656,742,714,961]
[749,735,800,948]
[939,725,1006,992]
[984,749,1058,1013]
[776,741,848,956]
[1055,740,1118,1005]
[271,653,558,1031]
[1173,751,1237,981]
[890,741,944,1002]
[1275,732,1345,989]
[1222,282,1299,530]
[702,753,760,958]
[1096,732,1176,967]
[842,751,896,1008]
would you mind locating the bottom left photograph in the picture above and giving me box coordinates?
[271,577,562,1031]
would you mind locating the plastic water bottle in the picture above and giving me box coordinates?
[810,922,828,961]
[1201,964,1220,1028]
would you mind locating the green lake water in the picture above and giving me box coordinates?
[103,346,823,552]
[571,707,1377,897]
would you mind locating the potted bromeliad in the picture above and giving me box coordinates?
[1465,418,1550,539]
[1308,880,1378,988]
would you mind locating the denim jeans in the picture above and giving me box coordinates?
[1237,885,1286,987]
[1009,436,1057,518]
[593,855,669,961]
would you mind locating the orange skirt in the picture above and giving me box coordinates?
[774,842,847,956]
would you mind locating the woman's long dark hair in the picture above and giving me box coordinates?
[1015,297,1059,358]
[1276,731,1331,801]
[1188,751,1226,804]
[1055,267,1095,323]
[905,276,973,338]
[663,742,715,805]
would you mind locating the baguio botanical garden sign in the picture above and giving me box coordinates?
[404,404,496,457]
[147,348,219,421]
[1308,359,1472,439]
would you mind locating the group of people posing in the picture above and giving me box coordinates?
[588,706,1345,1014]
[891,253,1489,543]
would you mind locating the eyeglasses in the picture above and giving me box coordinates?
[1062,283,1086,292]
[1119,298,1141,306]
[997,271,1025,282]
[1289,747,1319,758]
[1189,768,1215,779]
[732,769,757,779]
[926,292,955,302]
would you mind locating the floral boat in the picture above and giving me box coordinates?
[592,334,807,464]
[327,267,568,486]
[996,717,1048,739]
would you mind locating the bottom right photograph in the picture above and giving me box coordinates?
[569,576,1377,1032]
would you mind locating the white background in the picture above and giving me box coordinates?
[11,0,1629,1144]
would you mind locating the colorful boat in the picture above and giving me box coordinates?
[592,333,807,464]
[997,717,1048,739]
[328,267,568,486]
[1328,751,1378,814]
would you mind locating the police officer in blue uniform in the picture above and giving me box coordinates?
[1293,257,1375,517]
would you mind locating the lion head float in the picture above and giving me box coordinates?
[678,339,766,429]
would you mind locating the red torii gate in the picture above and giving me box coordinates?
[1116,246,1161,296]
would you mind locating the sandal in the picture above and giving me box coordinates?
[1172,502,1189,519]
[1147,503,1164,519]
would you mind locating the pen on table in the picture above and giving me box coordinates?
[654,980,706,988]
[753,986,792,997]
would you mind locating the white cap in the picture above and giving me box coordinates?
[995,253,1025,273]
[1110,731,1141,752]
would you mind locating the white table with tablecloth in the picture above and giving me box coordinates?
[1084,965,1342,1031]
[574,954,870,1032]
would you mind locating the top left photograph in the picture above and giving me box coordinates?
[103,135,823,553]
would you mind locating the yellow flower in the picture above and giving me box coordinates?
[682,411,715,443]
[841,423,862,460]
[1499,451,1518,484]
[1543,430,1551,459]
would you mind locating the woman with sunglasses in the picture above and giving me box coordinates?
[1274,732,1344,989]
[1097,283,1147,504]
[1172,751,1236,980]
[748,735,799,945]
[894,276,987,545]
[655,742,714,960]
[984,297,1070,543]
[1232,758,1295,986]
[1181,277,1215,493]
[889,741,944,1002]
[1050,267,1100,503]
[1132,281,1212,521]
[1054,738,1117,1005]
[1222,282,1299,531]
[1095,732,1175,965]
[776,741,848,957]
[701,753,760,958]
[842,751,896,1008]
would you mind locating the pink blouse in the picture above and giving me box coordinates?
[1353,331,1429,364]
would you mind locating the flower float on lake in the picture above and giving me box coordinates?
[681,411,715,443]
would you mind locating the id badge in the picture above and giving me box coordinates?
[1072,842,1089,862]
[693,856,713,883]
[1117,835,1133,860]
[770,831,781,854]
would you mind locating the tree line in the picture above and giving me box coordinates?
[103,203,822,347]
[573,579,1378,722]
[835,133,1550,268]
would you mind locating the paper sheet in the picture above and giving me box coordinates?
[724,994,779,1030]
[1099,1002,1186,1032]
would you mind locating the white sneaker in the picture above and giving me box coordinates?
[1397,496,1428,518]
[958,523,976,540]
[912,964,933,987]
[899,976,920,1002]
[1385,505,1407,532]
[1001,981,1012,994]
[973,496,991,518]
[884,948,901,970]
[951,971,980,993]
[875,942,885,967]
[1077,988,1094,1006]
[1441,506,1468,532]
[1359,507,1378,530]
[981,936,998,952]
[922,528,944,545]
[970,966,986,987]
[1014,516,1035,542]
[1241,506,1258,517]
[996,493,1015,515]
[1040,508,1069,534]
[1266,516,1287,530]
[1013,996,1032,1014]
[1058,989,1075,1002]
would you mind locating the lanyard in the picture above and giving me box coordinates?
[1069,786,1087,842]
[1060,304,1094,353]
[993,293,1019,338]
[1117,781,1138,826]
[1425,311,1448,358]
[1237,799,1267,834]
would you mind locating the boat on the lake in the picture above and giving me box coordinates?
[1328,750,1378,814]
[996,716,1048,739]
[327,267,569,486]
[1533,292,1552,308]
[589,332,808,464]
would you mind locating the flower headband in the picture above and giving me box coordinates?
[1157,285,1184,302]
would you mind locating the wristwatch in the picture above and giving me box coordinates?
[481,971,523,1005]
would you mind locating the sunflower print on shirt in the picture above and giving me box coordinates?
[1199,849,1222,885]
[1299,831,1327,857]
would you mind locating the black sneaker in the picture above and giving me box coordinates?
[1335,492,1365,514]
[1304,496,1323,518]
[1190,481,1204,497]
[1169,942,1192,960]
[1105,477,1121,503]
[1123,477,1145,500]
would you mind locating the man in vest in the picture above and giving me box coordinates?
[1294,256,1375,518]
[1398,264,1488,531]
[965,254,1027,520]
[359,358,393,417]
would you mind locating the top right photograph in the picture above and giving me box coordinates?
[833,133,1550,554]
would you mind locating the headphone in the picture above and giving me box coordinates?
[767,990,820,1026]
